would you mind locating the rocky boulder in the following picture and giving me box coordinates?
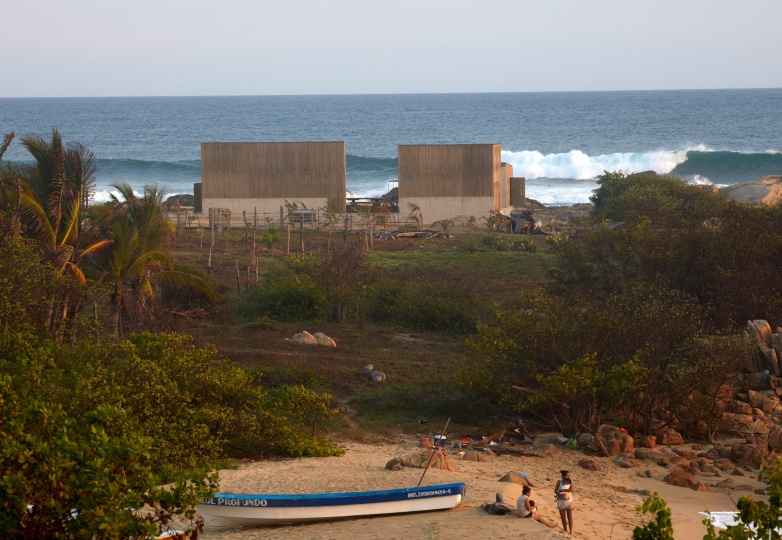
[637,435,657,449]
[498,472,535,487]
[286,330,337,347]
[634,448,666,461]
[578,459,605,472]
[664,468,697,488]
[615,455,640,468]
[656,427,685,445]
[593,425,634,456]
[720,176,782,205]
[463,449,496,462]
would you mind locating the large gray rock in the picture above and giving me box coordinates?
[286,330,337,347]
[286,330,318,345]
[748,320,773,348]
[721,176,782,205]
[313,332,337,347]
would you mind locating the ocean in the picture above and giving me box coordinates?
[1,90,781,206]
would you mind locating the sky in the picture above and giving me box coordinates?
[4,0,782,97]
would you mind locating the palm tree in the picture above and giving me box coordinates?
[15,129,107,337]
[100,183,214,339]
[406,202,423,230]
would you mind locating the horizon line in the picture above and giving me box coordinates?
[2,86,782,100]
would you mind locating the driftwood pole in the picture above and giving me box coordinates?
[417,417,450,487]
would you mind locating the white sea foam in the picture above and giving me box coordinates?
[500,149,693,180]
[93,189,143,203]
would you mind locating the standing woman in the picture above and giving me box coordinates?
[554,470,574,534]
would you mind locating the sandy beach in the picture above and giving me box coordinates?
[197,435,763,540]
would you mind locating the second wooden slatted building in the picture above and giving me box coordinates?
[398,143,502,225]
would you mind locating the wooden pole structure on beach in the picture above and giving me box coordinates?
[287,225,291,255]
[417,418,450,487]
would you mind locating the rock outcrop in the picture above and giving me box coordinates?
[285,331,337,347]
[720,176,782,205]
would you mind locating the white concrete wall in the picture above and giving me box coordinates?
[399,196,495,226]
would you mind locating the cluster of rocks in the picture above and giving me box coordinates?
[576,424,766,493]
[360,364,386,383]
[720,320,782,454]
[285,330,336,347]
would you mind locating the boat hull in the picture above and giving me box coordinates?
[198,483,466,527]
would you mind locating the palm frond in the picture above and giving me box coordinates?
[0,132,14,161]
[156,270,217,301]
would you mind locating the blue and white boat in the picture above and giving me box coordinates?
[198,482,466,526]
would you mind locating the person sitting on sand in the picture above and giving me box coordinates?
[516,486,556,528]
[554,469,574,534]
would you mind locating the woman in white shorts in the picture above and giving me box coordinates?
[554,470,574,534]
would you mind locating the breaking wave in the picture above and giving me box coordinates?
[502,148,782,185]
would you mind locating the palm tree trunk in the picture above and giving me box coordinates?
[115,283,123,340]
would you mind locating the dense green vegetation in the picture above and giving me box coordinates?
[458,172,779,439]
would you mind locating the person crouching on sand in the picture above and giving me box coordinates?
[555,469,574,534]
[516,486,556,528]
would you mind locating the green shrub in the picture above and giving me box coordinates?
[240,259,326,322]
[0,238,56,332]
[0,376,218,539]
[368,276,478,334]
[261,227,282,249]
[510,238,537,253]
[0,331,344,478]
[632,493,674,540]
[247,315,279,331]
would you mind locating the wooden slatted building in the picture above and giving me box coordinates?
[398,144,501,225]
[200,142,346,216]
